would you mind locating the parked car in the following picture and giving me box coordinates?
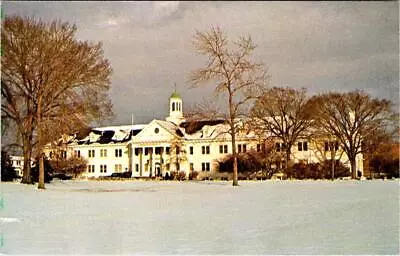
[52,173,73,180]
[110,172,132,178]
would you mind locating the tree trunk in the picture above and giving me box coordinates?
[331,145,335,180]
[37,96,45,189]
[285,148,291,176]
[233,155,238,186]
[38,154,45,189]
[21,136,33,184]
[231,130,238,186]
[350,157,357,179]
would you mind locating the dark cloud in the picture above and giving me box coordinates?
[3,1,398,125]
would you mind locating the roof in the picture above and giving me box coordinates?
[180,119,226,134]
[69,124,146,146]
[170,91,181,99]
[155,120,185,138]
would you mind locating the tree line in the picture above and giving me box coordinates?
[190,27,398,185]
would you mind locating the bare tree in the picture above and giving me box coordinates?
[185,96,224,122]
[250,87,315,175]
[1,16,113,188]
[309,90,396,179]
[190,26,268,186]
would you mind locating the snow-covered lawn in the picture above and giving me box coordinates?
[0,180,399,255]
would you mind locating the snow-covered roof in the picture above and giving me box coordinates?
[155,120,185,137]
[185,123,230,140]
[67,124,147,146]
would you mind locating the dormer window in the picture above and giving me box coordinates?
[154,127,159,134]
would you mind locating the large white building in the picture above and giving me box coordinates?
[44,92,363,178]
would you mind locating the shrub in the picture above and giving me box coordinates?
[170,171,186,181]
[218,172,230,181]
[289,160,350,180]
[188,171,199,180]
[197,171,211,181]
[321,160,350,179]
[49,156,87,178]
[217,151,265,174]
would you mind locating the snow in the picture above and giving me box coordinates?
[0,180,399,255]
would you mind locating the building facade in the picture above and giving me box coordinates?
[44,92,363,178]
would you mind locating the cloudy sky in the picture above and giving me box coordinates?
[3,1,399,125]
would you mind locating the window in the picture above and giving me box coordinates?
[88,149,95,158]
[166,163,170,171]
[135,148,141,156]
[238,144,246,153]
[298,141,308,151]
[202,146,210,154]
[155,147,162,155]
[172,102,175,111]
[303,142,308,151]
[87,165,95,173]
[325,141,339,152]
[257,144,261,152]
[114,164,122,173]
[62,151,67,159]
[238,144,247,153]
[219,145,228,154]
[135,164,139,172]
[202,162,210,171]
[74,150,81,158]
[145,147,153,155]
[100,149,107,157]
[100,165,107,173]
[189,146,193,155]
[115,149,122,157]
[190,163,194,171]
[166,147,170,155]
[49,152,53,159]
[276,143,285,152]
[154,128,159,134]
